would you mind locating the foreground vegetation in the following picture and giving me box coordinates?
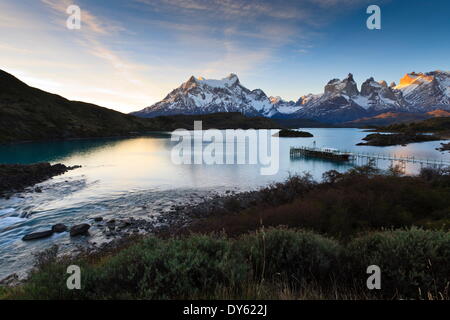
[1,227,448,300]
[1,165,449,300]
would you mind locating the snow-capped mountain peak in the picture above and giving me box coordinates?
[294,74,410,122]
[324,73,359,97]
[269,96,283,104]
[357,77,406,111]
[132,74,278,118]
[396,72,435,90]
[394,71,450,108]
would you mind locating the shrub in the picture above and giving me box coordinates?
[344,228,450,298]
[237,228,341,285]
[224,198,242,212]
[419,167,450,187]
[82,235,248,299]
[194,172,450,238]
[259,173,316,205]
[18,256,84,300]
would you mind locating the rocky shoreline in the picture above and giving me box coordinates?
[0,184,276,287]
[77,188,263,242]
[21,177,299,248]
[0,163,81,198]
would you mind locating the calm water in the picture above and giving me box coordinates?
[0,128,449,279]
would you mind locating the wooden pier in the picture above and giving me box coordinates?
[290,146,450,167]
[290,147,352,162]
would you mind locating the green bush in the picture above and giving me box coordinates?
[259,173,316,205]
[88,235,248,299]
[237,228,341,284]
[344,228,450,298]
[29,235,249,299]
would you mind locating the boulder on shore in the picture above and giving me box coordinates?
[52,223,68,233]
[70,224,91,237]
[22,230,54,241]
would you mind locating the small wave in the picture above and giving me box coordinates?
[0,216,26,230]
[0,208,15,216]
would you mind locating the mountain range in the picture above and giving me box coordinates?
[132,71,450,123]
[1,67,450,144]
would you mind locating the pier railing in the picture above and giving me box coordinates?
[290,146,450,167]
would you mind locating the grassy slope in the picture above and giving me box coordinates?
[0,70,280,143]
[0,70,157,143]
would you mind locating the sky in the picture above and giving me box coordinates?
[0,0,449,113]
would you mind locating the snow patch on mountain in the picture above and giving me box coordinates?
[132,74,283,118]
[197,73,239,89]
[394,71,450,108]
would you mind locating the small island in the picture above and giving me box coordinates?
[274,129,314,138]
[358,116,450,147]
[437,142,450,152]
[357,133,441,146]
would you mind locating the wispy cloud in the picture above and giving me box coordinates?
[199,40,274,77]
[41,0,150,87]
[310,0,373,8]
[131,0,367,72]
[0,44,33,54]
[132,0,315,75]
[136,0,309,20]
